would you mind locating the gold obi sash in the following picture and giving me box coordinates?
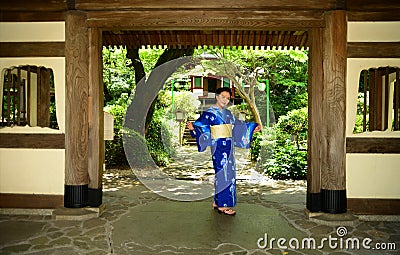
[210,124,232,139]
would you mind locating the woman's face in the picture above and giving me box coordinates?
[216,91,231,109]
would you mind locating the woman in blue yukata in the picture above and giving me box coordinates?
[187,87,261,216]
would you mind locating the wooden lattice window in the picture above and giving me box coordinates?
[356,66,400,132]
[1,66,57,128]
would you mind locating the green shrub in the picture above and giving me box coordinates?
[262,144,307,180]
[122,128,154,168]
[105,90,184,168]
[250,127,276,161]
[252,108,308,180]
[250,131,262,161]
[146,118,176,166]
[353,114,366,134]
[105,107,176,168]
[353,92,368,133]
[276,107,308,149]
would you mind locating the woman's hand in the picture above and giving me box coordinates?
[254,124,262,133]
[186,121,194,131]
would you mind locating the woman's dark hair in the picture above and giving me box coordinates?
[215,87,232,97]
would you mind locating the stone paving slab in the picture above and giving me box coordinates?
[0,220,46,245]
[111,201,306,254]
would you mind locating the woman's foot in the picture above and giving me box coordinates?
[212,203,236,215]
[217,207,236,216]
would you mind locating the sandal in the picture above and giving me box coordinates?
[212,203,218,210]
[217,207,236,216]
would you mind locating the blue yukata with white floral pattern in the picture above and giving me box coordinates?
[190,106,258,207]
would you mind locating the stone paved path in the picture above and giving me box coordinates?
[0,146,399,254]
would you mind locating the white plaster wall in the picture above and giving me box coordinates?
[346,21,400,199]
[346,154,400,198]
[0,22,65,196]
[0,22,65,42]
[0,149,64,194]
[348,22,400,42]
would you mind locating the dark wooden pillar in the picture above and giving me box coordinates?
[307,27,323,212]
[320,10,347,213]
[64,11,89,208]
[88,27,104,207]
[37,67,51,127]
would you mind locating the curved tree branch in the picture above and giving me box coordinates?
[126,47,195,135]
[201,58,262,127]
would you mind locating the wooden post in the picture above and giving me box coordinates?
[384,68,390,130]
[37,67,50,127]
[6,69,11,126]
[370,69,376,130]
[363,69,367,132]
[376,69,383,130]
[16,67,21,125]
[320,10,347,213]
[395,69,400,130]
[306,27,323,212]
[27,66,31,125]
[64,11,89,208]
[88,27,104,207]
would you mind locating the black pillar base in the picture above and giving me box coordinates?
[306,192,321,212]
[321,189,347,214]
[88,188,102,207]
[64,184,88,208]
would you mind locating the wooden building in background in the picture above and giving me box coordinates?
[0,0,399,215]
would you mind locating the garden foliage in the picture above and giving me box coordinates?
[103,46,309,180]
[251,108,308,180]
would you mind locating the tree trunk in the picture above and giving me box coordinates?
[127,48,146,87]
[142,47,194,134]
[232,79,262,127]
[221,72,262,126]
[126,47,193,135]
[202,58,262,127]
